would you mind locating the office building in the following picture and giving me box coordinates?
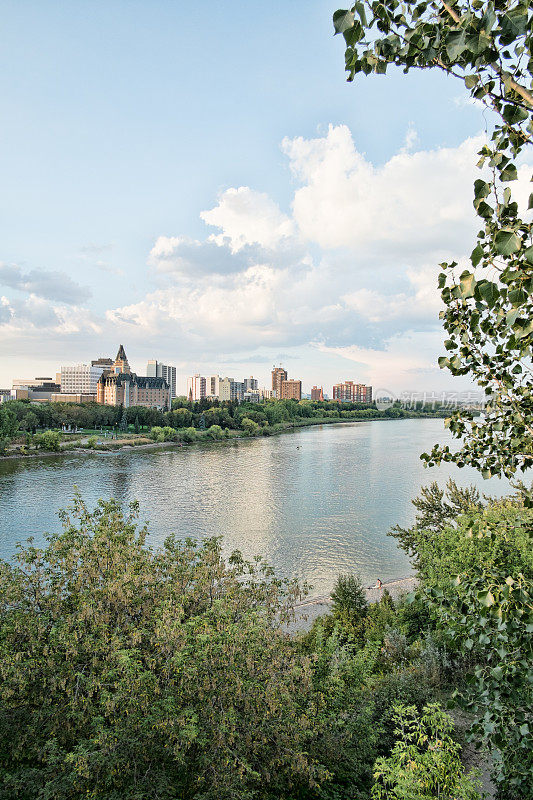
[60,364,104,396]
[147,360,177,399]
[280,379,302,400]
[332,381,373,403]
[244,376,258,391]
[311,386,324,402]
[91,357,113,369]
[11,377,61,401]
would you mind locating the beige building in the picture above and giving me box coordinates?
[97,345,170,409]
[271,366,288,398]
[280,379,302,400]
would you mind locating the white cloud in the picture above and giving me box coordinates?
[282,124,483,254]
[200,187,294,252]
[4,124,531,392]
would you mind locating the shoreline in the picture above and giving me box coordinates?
[0,414,446,462]
[287,576,418,633]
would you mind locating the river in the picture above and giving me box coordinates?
[0,419,510,596]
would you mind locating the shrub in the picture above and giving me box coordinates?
[86,436,98,449]
[371,704,483,800]
[180,427,197,443]
[206,424,224,440]
[34,430,61,451]
[240,417,260,435]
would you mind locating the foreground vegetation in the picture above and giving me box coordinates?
[0,484,530,799]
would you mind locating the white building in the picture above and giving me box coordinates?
[147,360,177,399]
[60,364,103,396]
[187,374,206,402]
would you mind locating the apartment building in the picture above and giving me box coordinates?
[147,360,177,399]
[332,381,373,403]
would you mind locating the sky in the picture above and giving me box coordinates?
[1,1,530,397]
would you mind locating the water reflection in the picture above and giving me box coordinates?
[0,420,510,596]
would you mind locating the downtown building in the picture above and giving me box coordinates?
[271,365,302,401]
[60,364,105,398]
[147,360,177,399]
[97,345,170,409]
[332,381,372,403]
[311,386,324,401]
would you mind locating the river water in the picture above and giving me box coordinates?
[0,419,510,596]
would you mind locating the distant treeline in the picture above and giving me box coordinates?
[0,397,450,440]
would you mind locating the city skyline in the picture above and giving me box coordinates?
[1,3,530,393]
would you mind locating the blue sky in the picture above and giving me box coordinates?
[1,1,527,395]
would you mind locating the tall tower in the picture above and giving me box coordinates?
[113,344,131,374]
[271,366,287,398]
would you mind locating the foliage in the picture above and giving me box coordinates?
[206,424,224,440]
[34,429,61,451]
[86,435,98,449]
[0,497,334,800]
[393,483,532,796]
[423,517,532,796]
[334,0,532,481]
[371,704,483,800]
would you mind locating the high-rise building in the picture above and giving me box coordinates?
[244,376,258,391]
[271,366,288,398]
[218,378,244,402]
[60,364,104,396]
[280,379,302,400]
[332,381,372,403]
[311,386,324,401]
[147,360,177,399]
[187,374,206,402]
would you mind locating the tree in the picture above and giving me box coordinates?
[34,430,61,451]
[0,497,335,800]
[371,704,483,800]
[333,0,532,483]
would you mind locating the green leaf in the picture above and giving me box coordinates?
[523,245,533,265]
[333,9,354,34]
[478,281,500,308]
[494,229,521,256]
[460,272,476,298]
[446,30,466,60]
[478,590,495,607]
[500,163,518,182]
[471,244,483,266]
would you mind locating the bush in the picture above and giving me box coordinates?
[34,430,61,451]
[371,704,483,800]
[180,427,197,443]
[86,436,98,449]
[206,424,224,440]
[240,417,260,435]
[149,426,165,443]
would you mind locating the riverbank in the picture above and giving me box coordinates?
[286,576,418,633]
[0,412,447,461]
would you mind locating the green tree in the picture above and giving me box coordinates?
[371,704,483,800]
[333,0,532,482]
[0,497,342,800]
[240,417,260,435]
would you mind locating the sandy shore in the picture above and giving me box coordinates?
[286,576,418,633]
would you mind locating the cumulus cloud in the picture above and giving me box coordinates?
[0,263,90,305]
[200,187,294,252]
[5,124,531,391]
[282,124,484,254]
